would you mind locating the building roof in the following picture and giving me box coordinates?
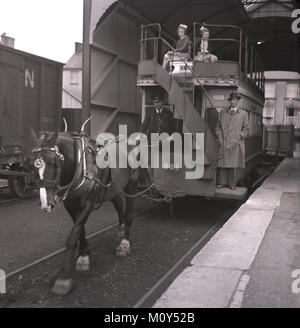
[64,50,82,69]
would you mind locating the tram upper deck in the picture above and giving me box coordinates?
[138,22,265,99]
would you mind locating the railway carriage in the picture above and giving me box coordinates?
[137,22,265,200]
[0,45,63,197]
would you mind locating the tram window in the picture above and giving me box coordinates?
[287,108,294,117]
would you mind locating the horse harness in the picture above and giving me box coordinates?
[32,134,111,203]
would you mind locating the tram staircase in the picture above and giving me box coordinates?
[139,60,221,196]
[139,59,220,165]
[140,60,205,137]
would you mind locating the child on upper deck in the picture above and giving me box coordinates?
[162,24,191,70]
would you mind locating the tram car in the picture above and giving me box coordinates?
[0,44,63,197]
[137,23,265,200]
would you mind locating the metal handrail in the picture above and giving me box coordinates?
[141,23,162,38]
[193,22,243,77]
[140,23,163,61]
[194,22,242,31]
[140,34,216,111]
[194,22,264,93]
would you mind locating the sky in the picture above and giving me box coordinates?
[0,0,83,63]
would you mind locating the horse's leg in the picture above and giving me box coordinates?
[75,226,90,272]
[111,194,126,238]
[51,195,95,295]
[116,169,140,257]
[64,199,91,272]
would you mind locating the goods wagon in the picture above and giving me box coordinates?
[0,44,63,197]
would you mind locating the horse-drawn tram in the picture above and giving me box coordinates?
[137,22,265,200]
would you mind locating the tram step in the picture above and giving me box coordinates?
[214,186,247,200]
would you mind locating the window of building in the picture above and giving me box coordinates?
[286,83,298,99]
[265,82,275,98]
[285,107,298,127]
[70,70,79,85]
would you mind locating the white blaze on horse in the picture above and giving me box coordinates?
[31,120,147,295]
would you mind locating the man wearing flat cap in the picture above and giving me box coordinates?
[140,91,175,139]
[215,92,249,190]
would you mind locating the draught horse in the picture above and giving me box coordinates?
[31,125,146,295]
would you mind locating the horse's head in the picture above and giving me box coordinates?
[31,131,72,213]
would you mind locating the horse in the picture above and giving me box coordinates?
[31,124,148,295]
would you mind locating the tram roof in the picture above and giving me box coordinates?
[121,0,250,34]
[91,0,299,73]
[119,0,299,72]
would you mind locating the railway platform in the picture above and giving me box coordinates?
[154,146,300,308]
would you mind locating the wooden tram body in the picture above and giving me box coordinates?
[137,23,265,200]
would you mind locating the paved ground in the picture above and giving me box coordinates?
[242,192,300,307]
[153,150,300,308]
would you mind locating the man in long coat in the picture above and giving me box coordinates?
[215,92,249,190]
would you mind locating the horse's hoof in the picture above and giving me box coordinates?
[76,255,90,272]
[116,239,131,257]
[118,224,125,238]
[51,278,74,295]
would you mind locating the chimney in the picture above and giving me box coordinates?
[1,33,15,48]
[75,42,83,53]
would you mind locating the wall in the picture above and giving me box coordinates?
[89,2,142,139]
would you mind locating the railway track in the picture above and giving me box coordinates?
[6,202,161,280]
[0,198,21,207]
[0,193,38,207]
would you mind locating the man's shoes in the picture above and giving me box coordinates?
[216,184,225,189]
[229,185,236,190]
